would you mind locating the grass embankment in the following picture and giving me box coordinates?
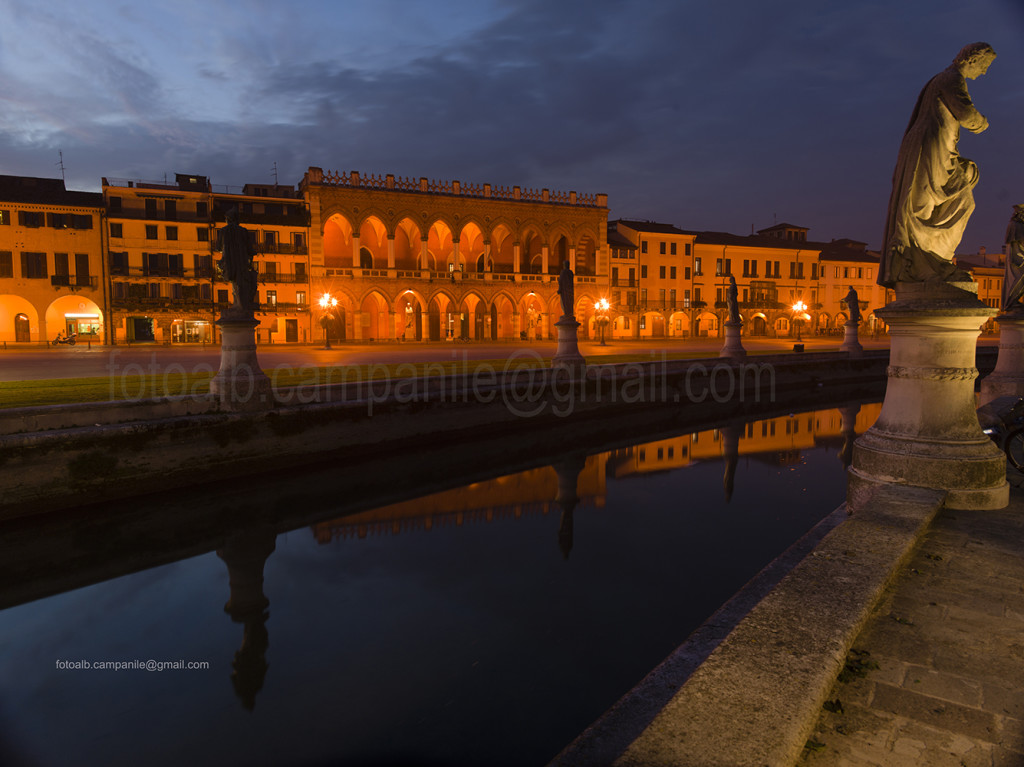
[0,350,751,410]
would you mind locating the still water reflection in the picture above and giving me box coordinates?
[0,403,878,767]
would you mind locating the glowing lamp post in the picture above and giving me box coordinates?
[792,300,807,342]
[319,293,337,349]
[595,298,610,345]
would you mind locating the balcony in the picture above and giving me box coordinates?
[110,266,214,280]
[258,272,310,284]
[258,242,309,256]
[51,275,99,290]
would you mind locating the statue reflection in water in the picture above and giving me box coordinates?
[838,405,861,469]
[553,456,587,560]
[217,527,277,710]
[720,425,741,503]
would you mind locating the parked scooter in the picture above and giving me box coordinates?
[979,397,1024,473]
[50,331,77,346]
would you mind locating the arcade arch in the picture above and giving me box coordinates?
[394,218,422,270]
[669,311,688,337]
[492,293,515,340]
[695,311,717,338]
[323,214,354,269]
[427,221,456,273]
[749,313,768,336]
[460,223,485,273]
[358,291,388,341]
[395,291,425,341]
[520,293,546,340]
[490,225,514,273]
[0,295,38,343]
[47,295,103,342]
[640,310,666,338]
[523,229,544,274]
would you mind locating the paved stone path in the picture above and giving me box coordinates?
[799,487,1024,767]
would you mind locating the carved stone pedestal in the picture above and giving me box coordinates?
[848,282,1007,511]
[210,318,272,410]
[719,320,746,360]
[839,320,864,357]
[979,307,1024,407]
[552,316,586,375]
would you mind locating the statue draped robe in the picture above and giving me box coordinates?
[879,65,988,288]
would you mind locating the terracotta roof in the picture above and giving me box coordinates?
[818,242,880,263]
[612,219,690,236]
[606,229,637,249]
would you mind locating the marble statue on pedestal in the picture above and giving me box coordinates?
[845,286,861,324]
[879,42,996,289]
[1003,204,1024,308]
[727,275,740,324]
[217,208,259,317]
[557,260,575,319]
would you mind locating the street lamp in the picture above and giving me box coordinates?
[792,300,807,342]
[595,297,610,345]
[319,292,337,349]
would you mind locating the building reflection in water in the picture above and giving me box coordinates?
[310,403,883,547]
[216,527,277,710]
[207,403,880,710]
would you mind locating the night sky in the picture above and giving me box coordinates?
[1,0,1022,252]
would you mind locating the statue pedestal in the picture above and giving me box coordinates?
[719,320,746,360]
[839,320,864,357]
[552,316,586,375]
[210,317,272,411]
[848,282,1006,511]
[979,307,1024,407]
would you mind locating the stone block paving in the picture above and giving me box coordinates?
[799,488,1024,767]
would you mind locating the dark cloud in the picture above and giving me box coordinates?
[0,0,1021,251]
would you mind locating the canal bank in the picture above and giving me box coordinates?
[549,346,1019,766]
[2,345,1011,766]
[0,349,910,519]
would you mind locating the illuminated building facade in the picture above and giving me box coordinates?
[0,175,105,345]
[103,174,312,344]
[608,220,889,339]
[301,168,609,341]
[0,169,904,347]
[956,247,1005,333]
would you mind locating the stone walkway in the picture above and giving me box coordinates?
[799,487,1024,767]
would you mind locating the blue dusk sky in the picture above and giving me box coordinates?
[0,0,1021,252]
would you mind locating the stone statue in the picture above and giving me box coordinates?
[1003,204,1024,309]
[557,260,575,319]
[845,286,861,324]
[878,42,997,289]
[727,274,741,324]
[216,207,258,316]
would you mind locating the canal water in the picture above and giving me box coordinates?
[0,402,879,767]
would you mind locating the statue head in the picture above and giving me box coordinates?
[225,207,239,225]
[563,260,571,270]
[954,42,996,79]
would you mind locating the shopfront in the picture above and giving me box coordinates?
[64,312,102,340]
[171,319,212,343]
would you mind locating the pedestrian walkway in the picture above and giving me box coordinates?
[800,485,1024,767]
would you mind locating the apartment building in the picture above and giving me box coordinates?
[607,220,886,339]
[957,246,1005,332]
[0,175,105,344]
[103,174,312,344]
